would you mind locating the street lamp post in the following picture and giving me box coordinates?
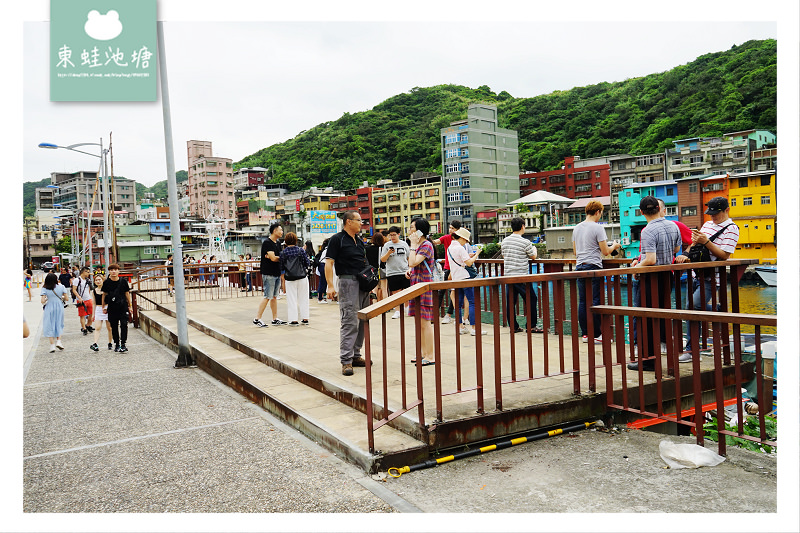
[38,140,111,269]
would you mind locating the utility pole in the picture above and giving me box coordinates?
[158,21,193,368]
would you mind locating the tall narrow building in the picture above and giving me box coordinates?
[186,140,236,225]
[441,104,519,232]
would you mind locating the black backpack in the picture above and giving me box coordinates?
[283,253,308,281]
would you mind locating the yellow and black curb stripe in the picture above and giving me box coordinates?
[388,420,597,478]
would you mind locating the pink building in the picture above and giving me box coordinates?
[186,140,236,225]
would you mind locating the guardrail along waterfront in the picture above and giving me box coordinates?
[129,257,774,459]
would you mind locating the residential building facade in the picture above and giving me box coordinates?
[441,104,519,233]
[186,140,236,224]
[727,170,776,263]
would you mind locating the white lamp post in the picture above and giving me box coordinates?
[39,140,111,268]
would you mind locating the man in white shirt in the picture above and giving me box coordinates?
[675,196,739,362]
[501,217,542,333]
[72,266,95,336]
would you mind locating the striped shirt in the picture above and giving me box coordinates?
[501,233,537,276]
[696,218,739,286]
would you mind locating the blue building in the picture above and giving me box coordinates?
[618,181,679,258]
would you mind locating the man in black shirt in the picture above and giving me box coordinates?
[325,210,370,376]
[253,222,287,327]
[101,264,132,352]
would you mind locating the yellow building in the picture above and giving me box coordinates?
[372,174,444,235]
[727,169,776,264]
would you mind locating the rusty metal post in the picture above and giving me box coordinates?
[474,283,485,414]
[490,285,503,411]
[364,320,375,453]
[432,290,443,422]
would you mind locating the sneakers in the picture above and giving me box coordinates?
[441,315,453,324]
[119,345,128,353]
[55,340,64,350]
[581,335,588,343]
[352,356,372,367]
[114,344,120,352]
[342,363,354,376]
[678,352,702,363]
[470,328,488,336]
[89,343,99,352]
[391,310,401,319]
[271,319,287,326]
[301,319,309,325]
[289,321,300,327]
[253,318,268,328]
[459,324,470,335]
[108,343,113,350]
[48,345,56,353]
[627,359,655,371]
[593,336,604,345]
[86,326,95,332]
[318,299,328,304]
[81,328,88,335]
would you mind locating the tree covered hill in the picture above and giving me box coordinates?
[236,38,776,191]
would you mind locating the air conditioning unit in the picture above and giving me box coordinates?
[621,237,630,246]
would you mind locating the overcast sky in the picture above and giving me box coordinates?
[21,17,780,186]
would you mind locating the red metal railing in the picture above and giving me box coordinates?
[357,259,774,455]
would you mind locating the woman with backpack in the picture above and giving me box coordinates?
[279,232,310,326]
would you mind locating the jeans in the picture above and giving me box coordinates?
[317,264,327,300]
[505,282,538,330]
[454,287,475,326]
[639,272,671,358]
[576,263,603,338]
[684,276,718,350]
[246,272,253,291]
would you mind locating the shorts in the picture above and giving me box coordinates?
[262,275,281,299]
[77,300,93,318]
[387,274,411,293]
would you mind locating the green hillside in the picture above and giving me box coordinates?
[237,38,776,190]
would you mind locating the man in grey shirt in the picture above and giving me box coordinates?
[572,200,621,343]
[380,226,411,319]
[627,195,681,371]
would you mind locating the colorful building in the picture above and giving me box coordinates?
[727,169,776,264]
[519,155,611,200]
[618,181,679,259]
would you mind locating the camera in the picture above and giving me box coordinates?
[607,241,619,256]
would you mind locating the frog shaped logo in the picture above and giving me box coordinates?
[84,10,123,41]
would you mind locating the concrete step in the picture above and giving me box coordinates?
[138,308,428,473]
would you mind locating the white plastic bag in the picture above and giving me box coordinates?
[659,440,726,469]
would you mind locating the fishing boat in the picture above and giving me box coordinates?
[754,265,777,286]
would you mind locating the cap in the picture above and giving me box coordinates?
[454,227,471,241]
[704,196,729,215]
[639,195,659,212]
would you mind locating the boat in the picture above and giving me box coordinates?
[754,265,777,287]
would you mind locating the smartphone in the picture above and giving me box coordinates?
[414,230,424,239]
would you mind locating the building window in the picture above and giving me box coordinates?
[681,206,697,217]
[761,196,770,205]
[520,178,529,186]
[738,177,748,188]
[623,210,629,217]
[766,225,772,230]
[595,171,601,178]
[730,198,736,206]
[666,206,677,216]
[595,183,602,189]
[666,187,674,196]
[743,197,753,206]
[761,176,771,186]
[541,178,546,185]
[144,247,156,254]
[558,236,565,243]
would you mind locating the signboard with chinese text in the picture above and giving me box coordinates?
[308,211,339,234]
[50,0,157,101]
